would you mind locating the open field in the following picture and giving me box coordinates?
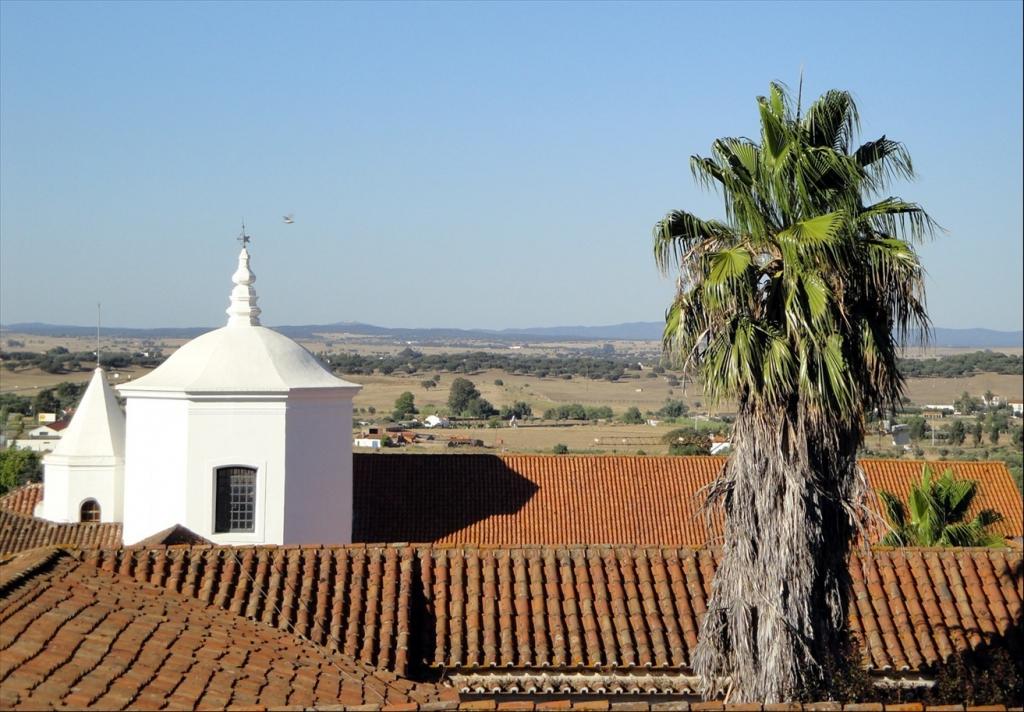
[3,360,1021,410]
[347,368,709,416]
[356,421,1022,460]
[3,331,1021,408]
[0,365,154,395]
[349,369,1023,415]
[902,373,1023,404]
[363,422,688,455]
[900,345,1023,358]
[1,331,660,359]
[6,330,1019,359]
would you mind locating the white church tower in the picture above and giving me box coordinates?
[39,367,126,523]
[118,235,361,545]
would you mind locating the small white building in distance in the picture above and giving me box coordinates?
[39,367,126,523]
[11,420,68,453]
[117,240,361,545]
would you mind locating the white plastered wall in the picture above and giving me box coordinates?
[185,396,287,545]
[40,462,123,523]
[123,393,290,545]
[122,389,355,546]
[282,390,354,544]
[122,396,190,544]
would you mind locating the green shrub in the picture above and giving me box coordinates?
[0,449,43,495]
[927,644,1023,705]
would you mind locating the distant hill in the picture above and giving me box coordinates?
[3,321,1021,348]
[497,322,665,340]
[920,327,1024,349]
[0,322,207,339]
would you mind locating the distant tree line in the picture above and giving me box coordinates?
[323,348,641,381]
[328,348,1023,381]
[897,351,1022,378]
[1,346,165,375]
[542,404,614,421]
[3,345,1020,382]
[1,381,89,422]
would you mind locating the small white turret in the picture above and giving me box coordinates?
[40,367,126,523]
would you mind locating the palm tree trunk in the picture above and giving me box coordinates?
[693,404,866,702]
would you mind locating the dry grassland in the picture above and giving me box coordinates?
[349,370,1023,414]
[903,373,1023,404]
[900,345,1022,358]
[3,332,1020,408]
[359,423,682,455]
[4,362,1021,410]
[348,369,708,415]
[0,365,154,395]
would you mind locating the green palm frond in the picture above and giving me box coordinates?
[880,531,909,547]
[858,197,938,244]
[934,470,977,522]
[653,210,734,275]
[853,136,915,192]
[653,83,935,419]
[971,508,1004,528]
[803,89,860,152]
[878,490,906,528]
[878,466,1006,548]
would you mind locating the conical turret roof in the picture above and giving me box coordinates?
[47,368,126,464]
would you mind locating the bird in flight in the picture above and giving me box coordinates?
[283,213,295,224]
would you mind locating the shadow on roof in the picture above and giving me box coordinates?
[353,453,539,542]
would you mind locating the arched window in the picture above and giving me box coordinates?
[80,499,101,523]
[214,466,257,533]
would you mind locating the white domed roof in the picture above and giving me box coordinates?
[118,325,360,394]
[119,243,360,395]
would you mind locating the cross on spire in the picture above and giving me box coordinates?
[237,221,251,248]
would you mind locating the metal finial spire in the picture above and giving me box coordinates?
[96,303,101,368]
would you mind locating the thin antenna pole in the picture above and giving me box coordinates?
[796,64,804,120]
[96,303,101,369]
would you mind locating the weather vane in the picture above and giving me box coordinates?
[237,221,251,247]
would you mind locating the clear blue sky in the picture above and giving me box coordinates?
[1,1,1021,331]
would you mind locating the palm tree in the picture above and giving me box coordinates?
[879,465,1005,547]
[653,82,935,702]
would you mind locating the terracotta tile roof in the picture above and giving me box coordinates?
[6,456,1016,552]
[0,510,122,555]
[352,454,723,545]
[0,483,43,517]
[79,544,1023,684]
[76,544,422,676]
[352,455,1023,546]
[0,547,457,710]
[131,523,211,547]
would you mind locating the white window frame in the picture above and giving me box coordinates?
[205,459,267,544]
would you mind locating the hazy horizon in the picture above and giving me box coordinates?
[2,317,1021,338]
[2,2,1021,331]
